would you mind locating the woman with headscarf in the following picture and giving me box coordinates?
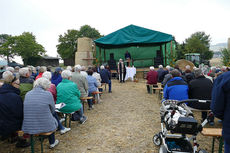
[51,67,63,86]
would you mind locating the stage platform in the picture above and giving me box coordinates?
[111,67,157,79]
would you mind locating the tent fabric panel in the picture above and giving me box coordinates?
[96,45,160,67]
[94,25,173,46]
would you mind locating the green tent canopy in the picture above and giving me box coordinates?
[94,25,176,68]
[94,24,174,48]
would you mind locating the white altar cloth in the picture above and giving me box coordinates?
[125,67,136,81]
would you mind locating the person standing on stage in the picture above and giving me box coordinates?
[117,59,126,83]
[124,51,131,67]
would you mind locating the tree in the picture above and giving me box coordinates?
[175,42,186,60]
[14,32,45,65]
[184,31,213,60]
[57,25,102,60]
[79,25,101,39]
[0,34,17,63]
[221,48,230,66]
[57,29,79,60]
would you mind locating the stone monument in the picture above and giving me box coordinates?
[75,37,95,67]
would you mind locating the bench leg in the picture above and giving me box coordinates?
[218,137,223,153]
[82,101,85,112]
[40,136,44,153]
[68,114,71,128]
[212,137,215,153]
[64,114,67,127]
[30,135,34,153]
[149,86,153,94]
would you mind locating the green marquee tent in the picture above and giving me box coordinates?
[94,24,176,68]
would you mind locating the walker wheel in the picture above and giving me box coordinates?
[153,134,162,146]
[198,149,208,153]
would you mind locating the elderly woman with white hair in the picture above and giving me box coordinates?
[42,71,57,102]
[42,71,71,134]
[182,65,195,84]
[6,66,15,73]
[19,67,34,100]
[66,66,73,72]
[22,77,59,149]
[56,70,87,124]
[146,66,158,93]
[80,66,88,78]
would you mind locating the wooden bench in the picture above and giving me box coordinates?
[101,83,107,91]
[63,112,75,128]
[91,91,103,104]
[146,84,158,94]
[30,131,55,153]
[201,128,223,153]
[80,97,93,111]
[159,91,163,100]
[98,86,103,90]
[17,130,55,153]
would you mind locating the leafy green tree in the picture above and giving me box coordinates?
[79,25,101,39]
[57,25,101,60]
[14,32,45,65]
[0,34,17,63]
[184,31,213,60]
[175,42,186,60]
[57,29,79,60]
[221,48,230,66]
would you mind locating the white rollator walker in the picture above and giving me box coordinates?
[153,99,213,153]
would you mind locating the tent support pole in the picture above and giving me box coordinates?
[99,47,102,65]
[104,48,106,63]
[165,43,167,66]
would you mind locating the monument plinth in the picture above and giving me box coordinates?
[75,37,95,67]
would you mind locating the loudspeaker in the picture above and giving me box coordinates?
[110,53,114,60]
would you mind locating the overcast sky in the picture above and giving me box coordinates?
[1,0,230,62]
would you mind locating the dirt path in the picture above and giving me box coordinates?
[0,80,222,153]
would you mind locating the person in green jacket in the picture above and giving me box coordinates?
[19,67,34,101]
[56,70,87,124]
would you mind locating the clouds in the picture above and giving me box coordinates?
[0,0,229,58]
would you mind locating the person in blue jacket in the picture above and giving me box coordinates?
[0,71,29,147]
[163,69,189,101]
[99,65,112,93]
[211,71,230,153]
[51,67,63,86]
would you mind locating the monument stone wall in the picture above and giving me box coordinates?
[75,37,94,67]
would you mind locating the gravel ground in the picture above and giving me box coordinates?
[0,79,223,153]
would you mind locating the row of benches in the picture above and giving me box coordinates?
[16,84,108,153]
[147,83,163,99]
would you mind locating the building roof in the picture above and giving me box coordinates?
[42,56,60,60]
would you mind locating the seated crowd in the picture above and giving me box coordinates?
[0,64,112,149]
[146,64,229,124]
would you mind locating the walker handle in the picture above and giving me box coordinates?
[177,99,211,105]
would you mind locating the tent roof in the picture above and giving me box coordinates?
[94,24,174,47]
